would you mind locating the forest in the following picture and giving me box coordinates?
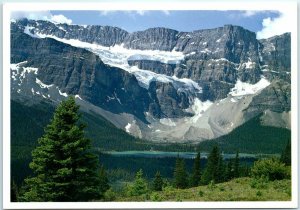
[11,97,292,202]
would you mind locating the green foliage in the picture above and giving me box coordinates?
[104,188,116,201]
[198,115,291,154]
[173,157,188,189]
[11,180,19,202]
[153,171,164,191]
[225,159,234,181]
[20,97,104,201]
[127,169,149,196]
[280,140,291,166]
[251,158,288,181]
[234,151,240,178]
[98,165,110,197]
[150,192,162,201]
[201,146,224,184]
[190,152,201,187]
[120,177,291,201]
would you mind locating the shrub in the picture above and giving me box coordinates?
[198,190,204,197]
[104,188,116,201]
[150,192,162,201]
[251,158,288,181]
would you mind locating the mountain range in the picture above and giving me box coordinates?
[10,18,291,143]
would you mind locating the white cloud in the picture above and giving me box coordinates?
[11,11,52,21]
[241,10,261,17]
[11,11,72,25]
[162,10,170,16]
[256,9,292,39]
[50,15,72,24]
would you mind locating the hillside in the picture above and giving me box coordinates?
[118,177,291,201]
[198,114,291,154]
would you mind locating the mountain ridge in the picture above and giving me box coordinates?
[10,19,291,142]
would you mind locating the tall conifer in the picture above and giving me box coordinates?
[21,97,104,201]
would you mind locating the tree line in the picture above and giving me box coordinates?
[11,97,291,202]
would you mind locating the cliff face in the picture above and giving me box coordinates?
[10,19,291,142]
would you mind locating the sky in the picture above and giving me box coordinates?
[11,10,291,39]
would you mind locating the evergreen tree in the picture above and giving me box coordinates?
[153,171,163,191]
[233,151,240,178]
[225,159,234,181]
[191,152,201,187]
[216,153,225,183]
[98,165,110,197]
[201,145,221,185]
[173,156,188,189]
[11,180,19,202]
[20,97,103,201]
[128,169,148,196]
[280,140,291,166]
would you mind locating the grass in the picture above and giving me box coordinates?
[117,177,291,201]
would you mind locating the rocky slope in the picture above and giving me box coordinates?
[10,19,291,142]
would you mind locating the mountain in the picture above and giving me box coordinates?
[10,18,291,143]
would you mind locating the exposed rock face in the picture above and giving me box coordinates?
[148,81,192,118]
[260,33,291,73]
[123,27,179,51]
[15,19,129,47]
[128,60,176,76]
[246,79,291,114]
[10,19,291,142]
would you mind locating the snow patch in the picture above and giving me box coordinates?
[36,78,53,89]
[75,95,83,100]
[58,89,68,97]
[188,98,213,123]
[125,123,132,133]
[229,77,270,97]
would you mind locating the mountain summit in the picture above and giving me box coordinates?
[10,19,291,142]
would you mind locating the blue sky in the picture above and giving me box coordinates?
[51,10,279,33]
[12,10,291,39]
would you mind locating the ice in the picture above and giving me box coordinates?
[24,29,202,95]
[36,78,53,89]
[188,98,213,123]
[229,77,270,97]
[75,95,83,100]
[58,89,68,97]
[216,38,221,43]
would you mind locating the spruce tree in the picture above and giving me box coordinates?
[280,140,291,166]
[153,171,163,191]
[225,159,234,181]
[201,145,221,185]
[191,152,201,187]
[128,169,148,196]
[98,165,110,197]
[173,156,188,189]
[233,151,240,178]
[21,97,103,201]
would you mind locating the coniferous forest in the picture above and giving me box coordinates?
[11,97,292,202]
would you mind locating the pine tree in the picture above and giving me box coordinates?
[191,152,201,187]
[99,165,110,197]
[11,180,19,202]
[173,156,188,189]
[128,169,148,196]
[225,159,234,181]
[280,140,291,166]
[233,151,240,178]
[153,171,163,191]
[20,97,103,201]
[201,145,221,185]
[216,153,225,183]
